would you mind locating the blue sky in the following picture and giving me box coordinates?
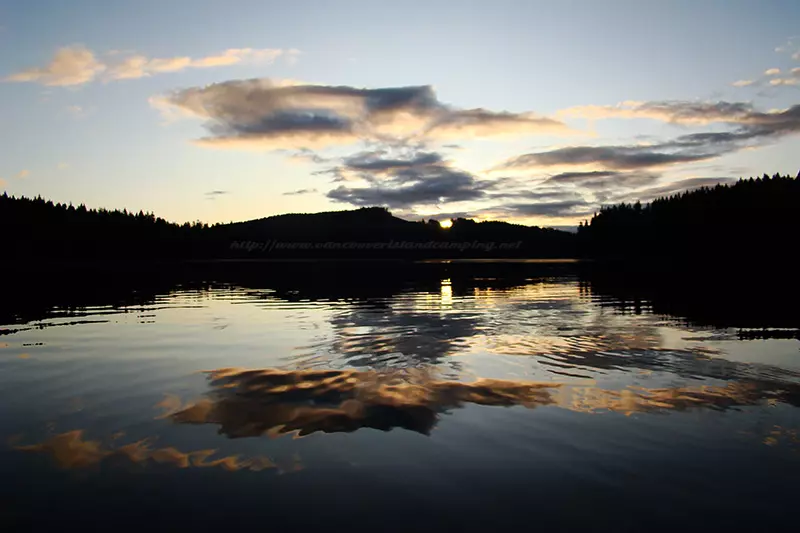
[1,0,799,227]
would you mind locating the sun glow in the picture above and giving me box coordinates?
[440,219,453,229]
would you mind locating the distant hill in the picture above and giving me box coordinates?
[205,206,576,258]
[0,197,575,261]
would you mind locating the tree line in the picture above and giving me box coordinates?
[0,197,574,260]
[2,171,798,262]
[576,172,800,261]
[0,194,210,260]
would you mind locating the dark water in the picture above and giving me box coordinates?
[1,261,799,531]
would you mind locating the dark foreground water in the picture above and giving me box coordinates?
[1,261,799,531]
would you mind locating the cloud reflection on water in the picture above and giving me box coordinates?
[14,429,300,473]
[157,367,800,438]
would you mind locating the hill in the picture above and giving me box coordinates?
[0,196,575,261]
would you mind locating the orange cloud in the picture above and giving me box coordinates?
[5,46,298,86]
[107,48,289,80]
[4,46,105,86]
[153,80,575,150]
[557,100,758,125]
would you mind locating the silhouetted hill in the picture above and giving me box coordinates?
[0,196,575,262]
[209,208,575,258]
[208,206,425,244]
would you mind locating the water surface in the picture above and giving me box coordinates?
[1,262,799,531]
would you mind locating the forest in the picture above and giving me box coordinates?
[576,172,800,261]
[0,195,573,260]
[1,172,798,263]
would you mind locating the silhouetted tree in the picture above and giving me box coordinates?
[577,172,800,263]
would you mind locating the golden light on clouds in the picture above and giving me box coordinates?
[151,367,800,438]
[4,46,299,87]
[14,429,300,473]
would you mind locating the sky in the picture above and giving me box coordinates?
[1,0,799,228]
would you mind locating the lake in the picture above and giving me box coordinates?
[1,261,799,531]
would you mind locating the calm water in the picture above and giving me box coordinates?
[1,262,799,531]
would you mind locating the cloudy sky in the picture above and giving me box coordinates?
[1,0,799,227]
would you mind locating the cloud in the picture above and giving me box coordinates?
[479,176,737,220]
[496,145,714,171]
[544,170,619,182]
[204,190,229,200]
[286,148,331,165]
[499,200,596,218]
[731,42,800,87]
[4,46,105,86]
[283,188,318,195]
[487,188,584,202]
[426,108,571,138]
[322,146,500,209]
[497,102,800,172]
[151,79,573,150]
[16,169,29,179]
[342,149,443,173]
[107,55,190,80]
[5,46,297,86]
[327,165,488,208]
[324,142,708,217]
[769,78,799,86]
[558,100,758,125]
[188,48,284,68]
[542,170,660,190]
[197,110,360,150]
[106,48,289,81]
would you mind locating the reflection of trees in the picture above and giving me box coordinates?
[156,367,800,439]
[0,262,570,327]
[581,264,800,330]
[481,284,800,385]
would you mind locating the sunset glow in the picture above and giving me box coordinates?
[1,1,798,229]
